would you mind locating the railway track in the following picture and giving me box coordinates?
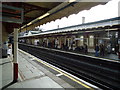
[19,43,120,90]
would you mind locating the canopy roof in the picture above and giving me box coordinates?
[2,1,110,33]
[19,16,120,38]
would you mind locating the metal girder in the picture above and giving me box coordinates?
[1,4,24,24]
[22,2,50,14]
[1,17,22,24]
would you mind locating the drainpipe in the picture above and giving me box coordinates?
[13,28,18,82]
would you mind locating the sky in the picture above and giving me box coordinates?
[37,0,119,31]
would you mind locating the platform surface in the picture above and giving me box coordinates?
[0,49,96,89]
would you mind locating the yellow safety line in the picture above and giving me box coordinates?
[18,49,94,90]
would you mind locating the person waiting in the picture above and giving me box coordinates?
[7,43,12,57]
[95,44,99,57]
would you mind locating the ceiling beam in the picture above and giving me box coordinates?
[22,3,50,14]
[24,8,46,14]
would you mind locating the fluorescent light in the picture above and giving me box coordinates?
[20,13,49,30]
[27,22,32,26]
[105,28,118,31]
[38,13,50,20]
[21,26,25,29]
[69,0,76,2]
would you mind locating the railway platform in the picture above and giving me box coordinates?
[0,49,98,89]
[18,43,120,89]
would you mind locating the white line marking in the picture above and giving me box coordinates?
[56,73,63,77]
[19,49,100,89]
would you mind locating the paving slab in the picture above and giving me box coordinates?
[1,57,13,88]
[16,51,65,88]
[1,49,87,89]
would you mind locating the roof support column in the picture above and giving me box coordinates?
[13,28,18,82]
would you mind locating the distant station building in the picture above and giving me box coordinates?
[19,17,120,54]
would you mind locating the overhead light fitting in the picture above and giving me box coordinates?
[38,13,50,20]
[69,0,76,2]
[21,26,25,29]
[20,13,50,30]
[27,22,32,26]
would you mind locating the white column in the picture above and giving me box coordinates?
[13,28,18,82]
[13,28,18,63]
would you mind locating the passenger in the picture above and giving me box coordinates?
[8,37,14,55]
[69,40,72,50]
[52,40,55,48]
[66,40,68,50]
[84,43,88,54]
[79,46,84,52]
[62,43,64,50]
[75,46,80,52]
[107,44,111,54]
[115,44,119,55]
[72,41,75,50]
[37,41,39,46]
[55,39,59,49]
[100,44,105,56]
[95,44,99,57]
[64,45,68,50]
[34,40,37,45]
[43,41,45,47]
[48,42,52,48]
[7,43,12,57]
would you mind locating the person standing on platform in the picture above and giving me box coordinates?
[55,39,59,49]
[95,44,99,57]
[115,44,119,55]
[8,36,14,56]
[100,44,105,56]
[84,43,88,54]
[7,43,12,57]
[72,41,75,50]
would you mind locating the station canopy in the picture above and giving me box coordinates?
[2,0,110,33]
